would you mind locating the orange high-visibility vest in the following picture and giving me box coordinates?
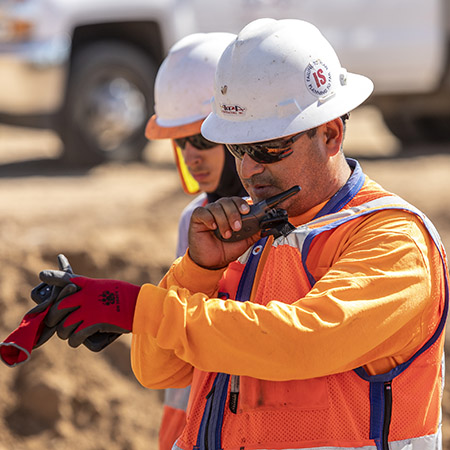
[174,160,448,450]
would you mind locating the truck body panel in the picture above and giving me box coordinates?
[1,0,449,160]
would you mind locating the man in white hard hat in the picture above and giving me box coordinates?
[35,18,448,450]
[145,32,246,450]
[146,32,246,259]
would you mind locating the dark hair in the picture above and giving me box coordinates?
[306,113,350,152]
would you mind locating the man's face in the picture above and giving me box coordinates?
[235,124,342,217]
[181,142,225,193]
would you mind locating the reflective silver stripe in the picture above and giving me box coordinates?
[164,386,190,411]
[171,430,441,450]
[272,195,443,254]
[172,425,442,450]
[306,195,420,228]
[237,244,256,264]
[386,429,441,450]
[441,353,446,404]
[271,196,406,252]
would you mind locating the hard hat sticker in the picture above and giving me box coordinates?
[304,60,332,97]
[220,104,246,115]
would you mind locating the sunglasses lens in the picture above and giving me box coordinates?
[175,134,217,150]
[225,144,245,160]
[225,143,293,164]
[225,131,306,164]
[190,134,217,150]
[174,137,187,149]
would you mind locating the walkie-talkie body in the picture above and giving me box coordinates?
[214,185,301,242]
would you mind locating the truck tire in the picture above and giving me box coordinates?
[417,115,450,142]
[60,41,156,165]
[382,114,425,146]
[384,113,450,146]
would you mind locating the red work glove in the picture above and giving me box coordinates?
[0,297,54,367]
[40,269,141,349]
[30,254,78,349]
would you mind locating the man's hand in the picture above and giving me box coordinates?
[188,197,261,269]
[39,264,140,349]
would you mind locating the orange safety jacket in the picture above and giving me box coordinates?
[168,159,449,450]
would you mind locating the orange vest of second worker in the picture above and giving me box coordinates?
[131,159,448,450]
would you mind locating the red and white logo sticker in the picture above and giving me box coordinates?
[304,60,332,98]
[220,104,246,115]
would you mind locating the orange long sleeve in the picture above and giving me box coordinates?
[131,209,442,388]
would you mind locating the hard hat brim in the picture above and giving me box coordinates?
[145,115,204,140]
[201,72,374,144]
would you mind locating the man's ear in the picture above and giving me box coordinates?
[322,118,344,156]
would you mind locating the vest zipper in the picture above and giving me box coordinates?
[382,381,392,450]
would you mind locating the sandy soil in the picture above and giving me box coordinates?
[0,106,450,449]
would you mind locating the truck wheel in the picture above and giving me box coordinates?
[60,41,156,165]
[417,116,450,142]
[382,114,425,145]
[384,113,450,146]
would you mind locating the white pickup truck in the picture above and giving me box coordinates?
[1,0,449,164]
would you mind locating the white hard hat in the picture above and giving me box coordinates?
[146,32,236,140]
[201,18,374,144]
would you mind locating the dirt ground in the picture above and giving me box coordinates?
[0,106,450,449]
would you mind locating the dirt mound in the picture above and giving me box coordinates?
[0,247,165,450]
[0,138,191,449]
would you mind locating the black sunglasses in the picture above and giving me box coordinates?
[174,133,218,150]
[225,130,308,164]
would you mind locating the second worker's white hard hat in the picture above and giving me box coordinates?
[146,32,236,140]
[202,18,374,144]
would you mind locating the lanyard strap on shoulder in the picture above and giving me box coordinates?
[235,237,269,302]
